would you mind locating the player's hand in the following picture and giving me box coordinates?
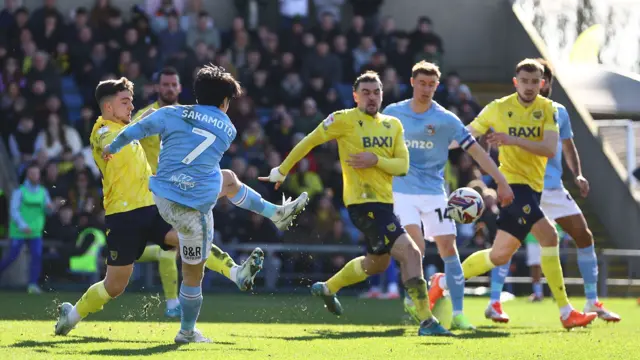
[574,175,590,197]
[496,182,515,207]
[258,167,286,190]
[102,145,113,161]
[346,152,378,169]
[486,132,517,146]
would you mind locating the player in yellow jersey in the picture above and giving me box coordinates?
[260,71,451,336]
[428,59,598,329]
[54,77,266,336]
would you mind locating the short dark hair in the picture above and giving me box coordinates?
[515,58,544,76]
[535,57,554,82]
[193,64,242,106]
[411,61,441,79]
[352,71,382,91]
[94,77,134,109]
[157,66,179,82]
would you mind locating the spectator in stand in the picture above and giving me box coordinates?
[375,16,401,53]
[360,51,387,75]
[261,32,281,69]
[28,0,64,39]
[279,17,305,55]
[147,0,185,33]
[279,0,309,29]
[158,11,186,60]
[90,0,120,31]
[0,163,58,294]
[42,161,67,200]
[311,193,339,239]
[313,11,341,45]
[321,87,344,115]
[34,113,82,159]
[64,153,97,188]
[66,7,89,43]
[101,9,127,53]
[227,30,250,70]
[187,10,220,50]
[1,57,26,93]
[352,35,377,74]
[414,42,442,69]
[74,106,96,148]
[0,0,20,40]
[349,0,383,32]
[241,121,267,164]
[302,41,341,85]
[346,14,366,49]
[53,42,70,75]
[279,72,305,109]
[33,11,62,54]
[265,105,296,155]
[226,95,259,136]
[313,0,345,22]
[409,16,444,55]
[294,97,324,134]
[67,171,100,216]
[7,6,29,55]
[247,69,275,108]
[26,51,61,98]
[9,114,37,170]
[381,67,406,108]
[332,34,355,83]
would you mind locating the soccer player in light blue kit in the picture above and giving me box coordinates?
[383,61,513,330]
[105,65,309,343]
[487,58,620,323]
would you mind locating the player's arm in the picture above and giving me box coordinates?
[449,103,495,149]
[557,106,589,196]
[374,128,409,176]
[466,143,513,206]
[107,111,166,156]
[9,189,29,232]
[260,113,343,187]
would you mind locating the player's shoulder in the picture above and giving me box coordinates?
[494,93,518,106]
[432,101,463,123]
[378,111,403,128]
[552,101,568,116]
[382,99,411,115]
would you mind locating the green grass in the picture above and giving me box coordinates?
[0,291,637,359]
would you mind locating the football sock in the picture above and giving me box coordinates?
[205,245,238,280]
[490,261,511,304]
[137,245,161,262]
[179,282,203,332]
[326,256,368,294]
[404,277,433,321]
[577,245,598,303]
[75,280,112,319]
[443,254,465,313]
[229,184,277,219]
[158,249,178,303]
[461,249,496,280]
[533,282,543,297]
[540,246,571,309]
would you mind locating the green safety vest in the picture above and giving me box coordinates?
[9,185,46,239]
[69,228,106,273]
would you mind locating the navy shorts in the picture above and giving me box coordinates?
[347,202,406,255]
[105,205,173,266]
[496,184,544,242]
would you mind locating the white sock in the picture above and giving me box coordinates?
[68,306,81,325]
[586,298,598,307]
[370,286,382,293]
[453,310,463,317]
[438,275,447,290]
[229,265,239,283]
[560,304,574,320]
[166,298,179,309]
[387,283,399,294]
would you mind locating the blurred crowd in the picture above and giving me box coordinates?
[0,0,496,284]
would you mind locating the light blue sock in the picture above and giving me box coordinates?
[577,245,598,301]
[490,261,511,303]
[443,255,465,313]
[229,184,277,218]
[179,282,203,332]
[533,282,543,297]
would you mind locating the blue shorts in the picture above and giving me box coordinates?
[496,184,544,242]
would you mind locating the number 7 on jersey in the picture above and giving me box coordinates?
[181,128,216,164]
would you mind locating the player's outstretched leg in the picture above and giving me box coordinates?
[55,265,132,336]
[311,256,370,316]
[137,245,180,318]
[205,245,264,291]
[391,234,451,336]
[556,214,620,322]
[533,218,597,329]
[486,261,511,323]
[221,170,308,230]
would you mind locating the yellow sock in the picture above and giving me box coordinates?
[540,246,570,308]
[75,281,112,318]
[158,250,178,300]
[461,249,495,279]
[326,256,368,294]
[137,245,161,263]
[205,245,237,280]
[405,277,433,321]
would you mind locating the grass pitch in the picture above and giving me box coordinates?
[0,291,637,359]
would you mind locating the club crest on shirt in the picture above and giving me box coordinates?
[522,204,531,214]
[425,124,436,136]
[532,110,543,120]
[110,251,118,260]
[381,120,391,129]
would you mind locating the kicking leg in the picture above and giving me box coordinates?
[556,214,620,322]
[220,169,308,230]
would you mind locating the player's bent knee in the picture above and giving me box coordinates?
[434,235,457,258]
[532,219,558,247]
[182,261,206,287]
[220,169,241,198]
[489,247,513,266]
[574,227,594,248]
[363,254,391,275]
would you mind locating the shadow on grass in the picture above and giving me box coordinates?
[241,327,407,341]
[86,344,257,356]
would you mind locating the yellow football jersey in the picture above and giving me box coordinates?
[90,116,154,215]
[132,102,161,173]
[280,108,409,206]
[470,93,558,192]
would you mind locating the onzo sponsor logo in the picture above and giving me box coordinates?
[405,140,434,149]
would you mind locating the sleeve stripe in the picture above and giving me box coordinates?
[460,135,476,150]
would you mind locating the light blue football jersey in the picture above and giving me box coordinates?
[110,105,237,213]
[544,102,572,190]
[384,99,475,196]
